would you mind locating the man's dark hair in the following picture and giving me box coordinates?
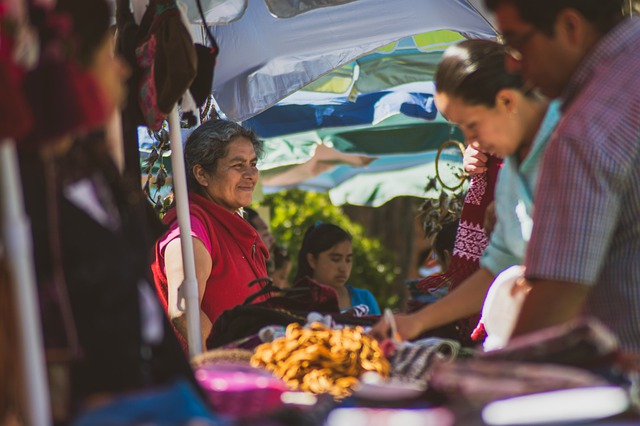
[484,0,624,35]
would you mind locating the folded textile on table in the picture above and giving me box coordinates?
[389,338,461,383]
[71,379,219,426]
[191,348,254,368]
[477,317,620,368]
[428,359,609,407]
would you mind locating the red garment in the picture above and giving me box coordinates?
[414,155,502,342]
[0,59,32,141]
[152,192,269,350]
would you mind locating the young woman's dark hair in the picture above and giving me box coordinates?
[294,223,352,283]
[434,39,530,108]
[484,0,623,36]
[433,220,459,269]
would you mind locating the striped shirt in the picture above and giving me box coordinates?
[525,18,640,351]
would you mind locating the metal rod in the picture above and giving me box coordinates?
[167,107,203,357]
[1,139,52,426]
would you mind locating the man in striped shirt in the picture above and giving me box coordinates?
[485,0,640,351]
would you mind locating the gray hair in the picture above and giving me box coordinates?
[184,119,264,192]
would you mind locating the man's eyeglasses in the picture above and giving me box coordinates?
[501,28,538,61]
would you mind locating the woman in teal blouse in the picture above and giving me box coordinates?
[372,39,560,341]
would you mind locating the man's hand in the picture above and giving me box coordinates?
[511,279,590,338]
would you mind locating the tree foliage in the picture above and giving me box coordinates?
[259,189,399,309]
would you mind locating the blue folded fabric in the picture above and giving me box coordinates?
[72,379,224,426]
[405,278,449,304]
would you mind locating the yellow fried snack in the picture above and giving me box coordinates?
[251,323,389,399]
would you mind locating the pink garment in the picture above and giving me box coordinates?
[158,216,212,255]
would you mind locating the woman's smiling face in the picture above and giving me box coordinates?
[199,137,259,212]
[308,239,353,289]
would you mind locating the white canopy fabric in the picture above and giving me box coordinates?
[207,0,496,121]
[183,0,247,25]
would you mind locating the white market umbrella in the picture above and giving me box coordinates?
[203,0,496,121]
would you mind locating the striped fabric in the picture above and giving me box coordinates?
[525,18,640,351]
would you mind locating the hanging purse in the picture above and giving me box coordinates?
[136,32,164,131]
[189,0,219,109]
[136,0,197,130]
[153,0,197,114]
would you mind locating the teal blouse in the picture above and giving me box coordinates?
[347,285,381,315]
[480,101,561,275]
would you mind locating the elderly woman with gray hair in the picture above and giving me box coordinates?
[152,119,269,351]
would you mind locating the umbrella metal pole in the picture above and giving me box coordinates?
[167,107,203,357]
[0,139,52,426]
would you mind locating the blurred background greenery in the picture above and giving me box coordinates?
[258,189,400,310]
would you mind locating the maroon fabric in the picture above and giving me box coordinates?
[0,9,32,141]
[265,276,341,313]
[206,277,376,349]
[477,318,621,369]
[151,193,269,351]
[21,57,109,149]
[136,33,165,131]
[413,155,502,341]
[0,60,32,141]
[19,6,110,149]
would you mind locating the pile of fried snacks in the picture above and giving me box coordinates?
[251,322,390,399]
